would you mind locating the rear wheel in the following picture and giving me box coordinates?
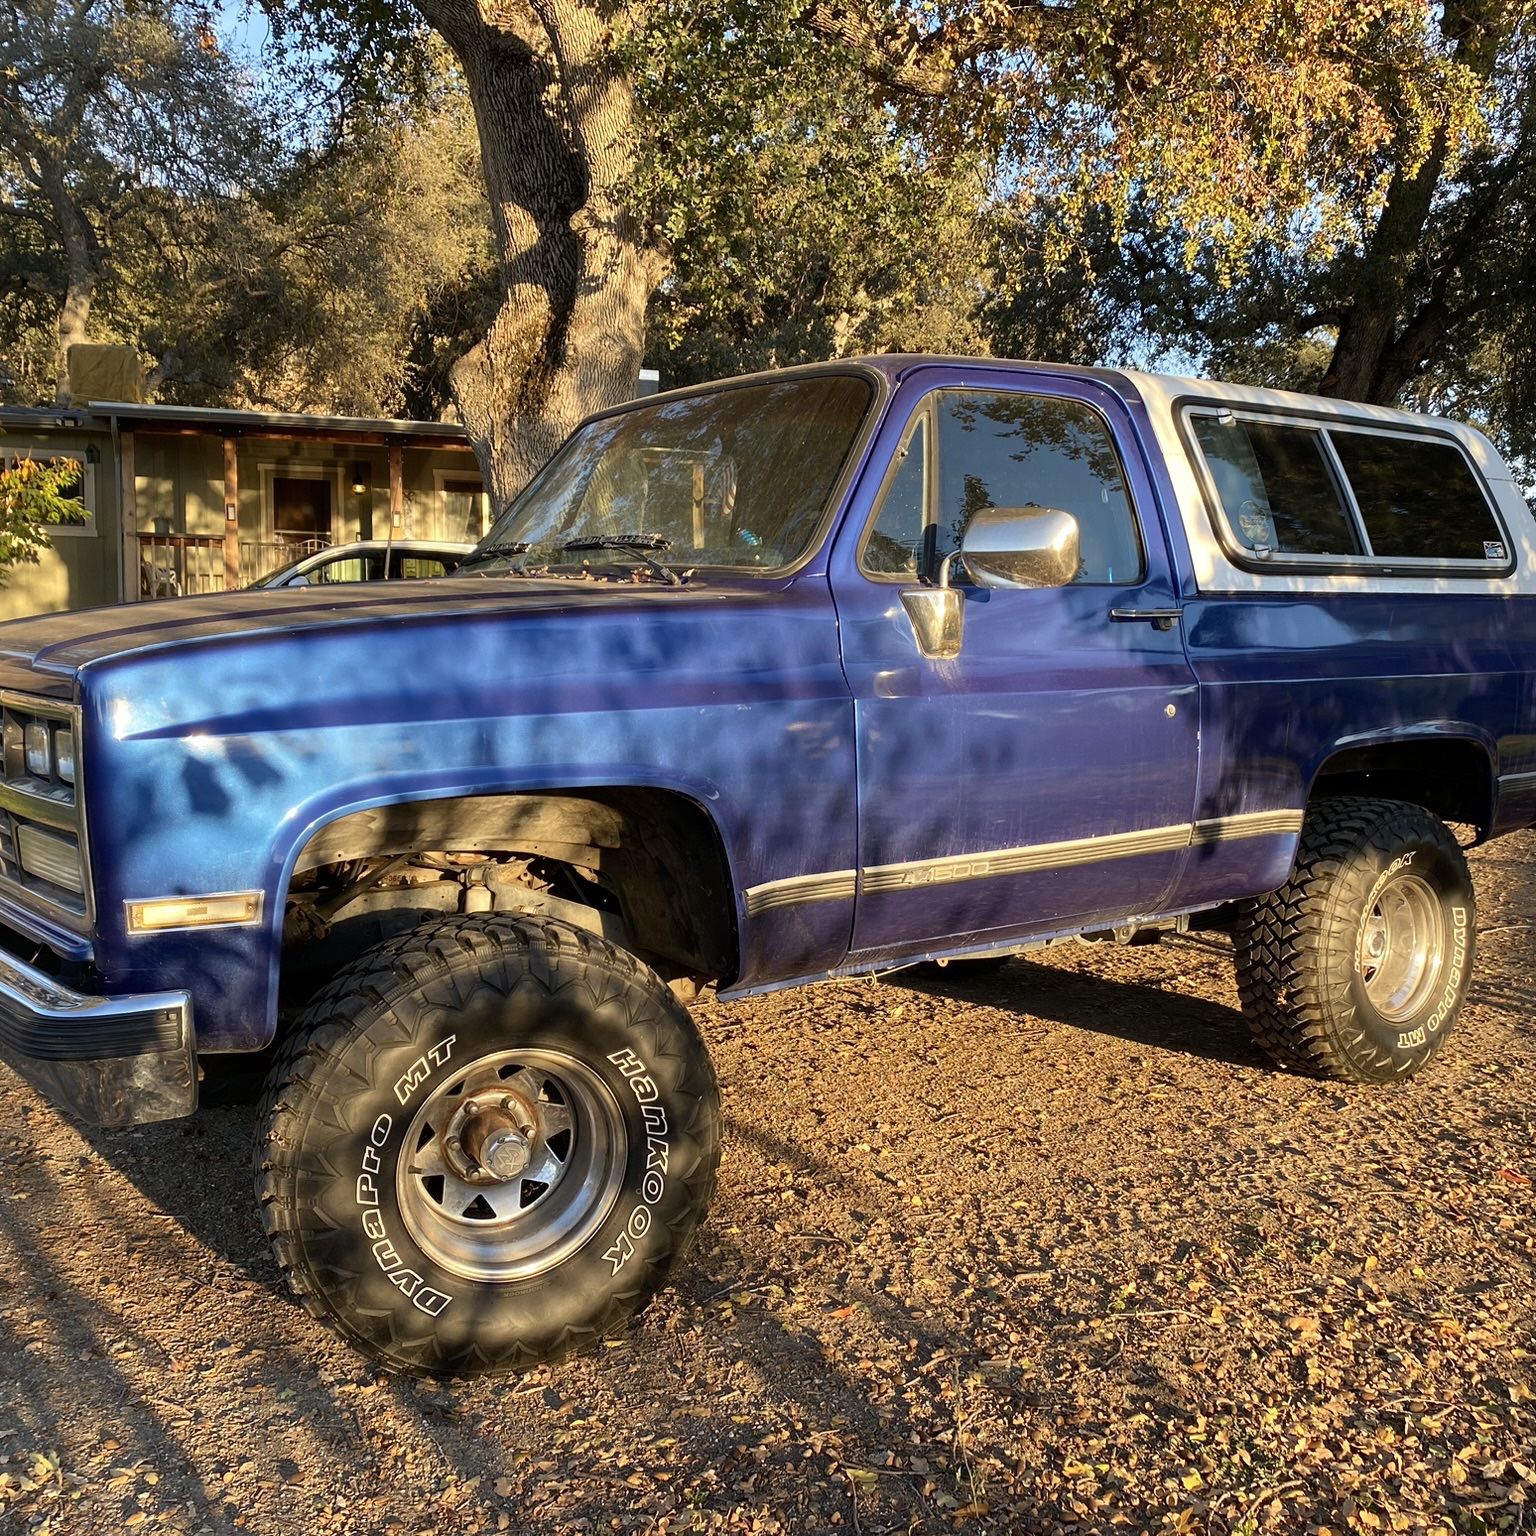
[255,914,720,1376]
[1235,797,1475,1082]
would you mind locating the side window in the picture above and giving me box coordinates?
[863,416,929,577]
[394,556,449,579]
[1191,412,1508,567]
[1329,431,1505,562]
[313,555,382,584]
[1190,415,1360,557]
[861,392,1144,584]
[936,392,1141,584]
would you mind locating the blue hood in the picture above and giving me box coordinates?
[0,576,747,681]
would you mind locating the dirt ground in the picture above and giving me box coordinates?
[1,837,1533,1536]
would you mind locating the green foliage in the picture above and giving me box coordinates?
[147,74,496,417]
[3,0,1532,481]
[0,0,274,396]
[1088,5,1536,464]
[807,0,1493,273]
[0,457,85,575]
[0,1,493,419]
[630,0,991,383]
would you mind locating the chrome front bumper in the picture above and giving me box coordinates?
[0,946,195,1127]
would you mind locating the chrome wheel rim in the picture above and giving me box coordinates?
[1358,872,1445,1023]
[396,1048,626,1283]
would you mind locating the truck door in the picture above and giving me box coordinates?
[829,368,1201,960]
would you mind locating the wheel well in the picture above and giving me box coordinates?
[1310,738,1493,840]
[281,788,738,1001]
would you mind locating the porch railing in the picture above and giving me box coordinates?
[136,534,332,598]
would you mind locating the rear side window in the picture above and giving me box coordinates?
[1190,417,1360,557]
[1190,409,1508,569]
[1330,433,1505,561]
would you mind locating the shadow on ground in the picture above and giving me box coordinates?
[884,950,1269,1068]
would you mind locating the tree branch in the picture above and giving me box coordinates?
[800,3,957,97]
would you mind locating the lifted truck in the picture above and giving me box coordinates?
[0,356,1529,1375]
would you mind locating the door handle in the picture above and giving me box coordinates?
[1110,607,1183,631]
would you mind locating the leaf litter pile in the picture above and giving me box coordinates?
[0,835,1532,1535]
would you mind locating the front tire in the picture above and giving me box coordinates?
[1235,797,1475,1082]
[255,914,721,1376]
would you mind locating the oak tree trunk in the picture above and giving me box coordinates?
[417,2,666,509]
[1314,0,1501,407]
[1315,138,1446,405]
[38,159,100,403]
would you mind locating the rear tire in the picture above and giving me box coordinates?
[1235,797,1474,1082]
[255,914,720,1376]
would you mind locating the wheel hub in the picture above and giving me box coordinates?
[396,1048,627,1283]
[443,1089,539,1185]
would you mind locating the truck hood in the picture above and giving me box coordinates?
[0,576,752,682]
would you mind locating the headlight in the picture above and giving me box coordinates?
[24,722,50,779]
[16,825,83,894]
[53,727,75,785]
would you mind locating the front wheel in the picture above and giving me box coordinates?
[1235,797,1475,1082]
[255,915,721,1376]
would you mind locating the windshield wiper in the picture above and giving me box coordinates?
[457,540,533,573]
[561,533,683,586]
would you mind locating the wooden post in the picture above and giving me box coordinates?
[388,444,404,534]
[118,428,138,602]
[222,437,240,590]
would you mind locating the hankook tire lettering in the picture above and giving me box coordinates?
[604,1048,671,1276]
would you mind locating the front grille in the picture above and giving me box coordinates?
[0,694,87,924]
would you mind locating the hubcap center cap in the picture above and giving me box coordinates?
[479,1127,532,1180]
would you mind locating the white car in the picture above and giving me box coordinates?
[252,540,474,589]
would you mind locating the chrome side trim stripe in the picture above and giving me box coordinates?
[1191,809,1305,843]
[743,869,858,917]
[744,808,1306,915]
[860,822,1194,894]
[1497,768,1536,788]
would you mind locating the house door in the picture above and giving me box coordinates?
[273,475,333,551]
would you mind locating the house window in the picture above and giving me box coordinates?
[2,449,95,537]
[437,473,489,542]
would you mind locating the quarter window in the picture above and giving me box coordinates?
[1190,410,1508,568]
[1330,432,1505,562]
[1189,416,1359,557]
[863,391,1144,584]
[863,417,929,576]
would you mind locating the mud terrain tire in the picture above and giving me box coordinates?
[1235,797,1474,1082]
[255,914,720,1376]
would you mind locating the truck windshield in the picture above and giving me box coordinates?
[471,373,874,575]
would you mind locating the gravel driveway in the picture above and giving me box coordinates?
[1,835,1532,1535]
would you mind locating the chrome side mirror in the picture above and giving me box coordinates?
[961,506,1080,589]
[900,552,965,661]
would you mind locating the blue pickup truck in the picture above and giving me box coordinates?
[0,355,1530,1375]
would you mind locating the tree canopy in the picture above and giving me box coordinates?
[1,0,1531,483]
